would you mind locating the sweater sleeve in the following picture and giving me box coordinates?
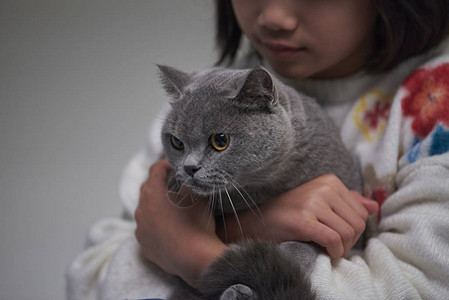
[66,110,175,300]
[311,61,449,299]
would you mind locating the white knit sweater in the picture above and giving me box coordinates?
[66,37,449,300]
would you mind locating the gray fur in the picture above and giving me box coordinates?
[199,240,319,300]
[158,65,362,299]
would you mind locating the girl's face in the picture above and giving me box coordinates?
[231,0,378,79]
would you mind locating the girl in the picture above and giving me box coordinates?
[68,0,449,299]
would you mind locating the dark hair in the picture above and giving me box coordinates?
[215,0,449,72]
[215,0,242,66]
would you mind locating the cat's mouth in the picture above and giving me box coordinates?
[173,172,230,195]
[189,179,228,195]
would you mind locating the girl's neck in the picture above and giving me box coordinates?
[264,60,380,106]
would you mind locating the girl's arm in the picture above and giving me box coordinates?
[66,150,155,300]
[217,174,379,258]
[134,161,378,288]
[135,159,228,287]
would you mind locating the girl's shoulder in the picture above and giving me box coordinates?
[395,43,449,164]
[357,36,449,120]
[399,35,449,85]
[349,36,449,157]
[348,38,449,214]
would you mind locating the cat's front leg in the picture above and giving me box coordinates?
[198,239,319,300]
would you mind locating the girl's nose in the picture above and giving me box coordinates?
[257,2,298,32]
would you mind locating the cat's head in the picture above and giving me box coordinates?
[159,65,294,196]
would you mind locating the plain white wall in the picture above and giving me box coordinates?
[0,1,216,299]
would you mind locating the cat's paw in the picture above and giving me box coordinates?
[220,284,257,300]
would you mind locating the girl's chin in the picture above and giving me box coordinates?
[267,62,316,80]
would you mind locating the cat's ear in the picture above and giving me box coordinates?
[157,64,190,99]
[233,67,276,112]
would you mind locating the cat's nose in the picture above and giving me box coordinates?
[184,165,201,177]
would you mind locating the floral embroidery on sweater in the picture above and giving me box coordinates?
[406,123,449,163]
[362,164,395,221]
[429,124,449,156]
[402,63,449,138]
[400,63,449,163]
[353,89,392,142]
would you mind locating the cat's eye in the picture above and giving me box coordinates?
[170,135,184,150]
[210,133,230,151]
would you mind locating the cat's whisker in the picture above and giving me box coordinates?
[229,179,264,215]
[205,185,216,228]
[167,173,195,204]
[229,180,266,226]
[224,187,243,238]
[188,184,195,202]
[167,182,178,193]
[219,189,228,243]
[167,181,198,209]
[167,192,189,208]
[166,176,184,206]
[161,176,186,212]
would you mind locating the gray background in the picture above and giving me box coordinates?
[0,1,216,299]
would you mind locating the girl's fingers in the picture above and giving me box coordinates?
[314,179,368,254]
[316,175,368,221]
[306,220,345,259]
[138,160,171,209]
[329,196,366,233]
[352,192,379,215]
[317,204,361,256]
[149,159,171,182]
[325,177,370,221]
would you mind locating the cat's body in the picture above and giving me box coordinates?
[158,65,362,299]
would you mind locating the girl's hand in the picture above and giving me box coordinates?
[134,160,227,287]
[217,174,379,259]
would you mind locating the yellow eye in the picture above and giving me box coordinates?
[210,133,230,151]
[170,135,184,150]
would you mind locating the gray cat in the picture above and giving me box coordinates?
[158,65,362,299]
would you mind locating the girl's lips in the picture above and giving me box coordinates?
[263,41,306,58]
